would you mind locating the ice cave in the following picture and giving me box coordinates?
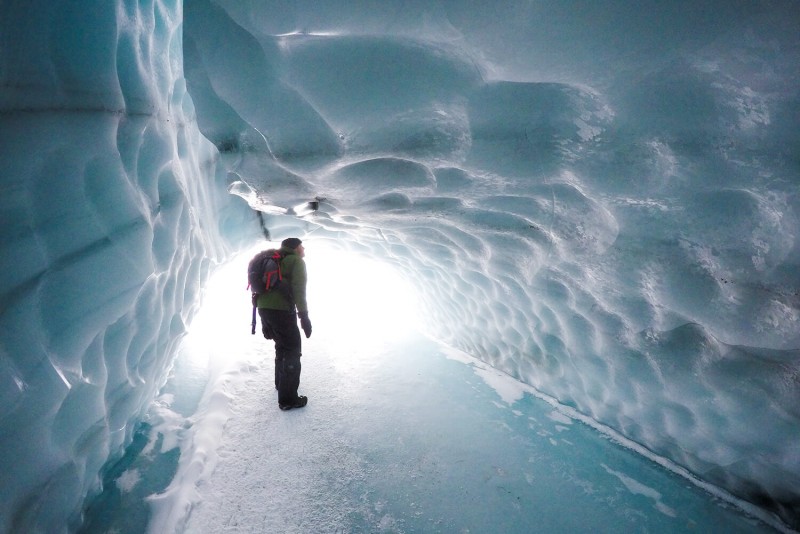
[1,0,799,532]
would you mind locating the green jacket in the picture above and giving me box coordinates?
[256,246,308,312]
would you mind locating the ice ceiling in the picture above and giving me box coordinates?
[1,0,799,532]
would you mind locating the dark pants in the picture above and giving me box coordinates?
[259,308,302,405]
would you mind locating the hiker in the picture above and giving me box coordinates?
[256,237,313,411]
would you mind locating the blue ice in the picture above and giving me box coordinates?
[1,0,799,532]
[79,249,781,533]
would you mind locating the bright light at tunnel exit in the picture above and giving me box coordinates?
[188,240,423,363]
[304,241,422,341]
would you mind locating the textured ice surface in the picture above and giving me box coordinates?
[85,251,782,533]
[0,1,252,532]
[184,0,800,528]
[0,0,799,532]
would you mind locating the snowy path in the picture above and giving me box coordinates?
[177,330,780,533]
[86,250,783,533]
[174,330,774,534]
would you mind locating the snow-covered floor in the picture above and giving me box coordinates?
[82,247,784,533]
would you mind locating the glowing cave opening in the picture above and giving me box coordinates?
[186,239,422,368]
[303,240,422,343]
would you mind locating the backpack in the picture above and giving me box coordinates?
[247,249,293,334]
[247,249,284,295]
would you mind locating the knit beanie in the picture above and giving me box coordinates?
[281,237,302,249]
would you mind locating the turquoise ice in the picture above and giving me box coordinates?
[82,253,781,533]
[0,1,798,532]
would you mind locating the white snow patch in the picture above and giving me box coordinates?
[116,469,141,493]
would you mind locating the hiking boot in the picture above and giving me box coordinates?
[279,396,308,411]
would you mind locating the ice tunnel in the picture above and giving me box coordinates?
[1,0,799,532]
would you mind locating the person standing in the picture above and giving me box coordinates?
[257,237,313,410]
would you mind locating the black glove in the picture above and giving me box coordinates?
[298,311,312,338]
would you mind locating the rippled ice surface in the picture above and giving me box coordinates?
[81,251,779,533]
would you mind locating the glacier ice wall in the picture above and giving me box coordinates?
[0,0,798,532]
[0,1,253,532]
[186,0,800,527]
